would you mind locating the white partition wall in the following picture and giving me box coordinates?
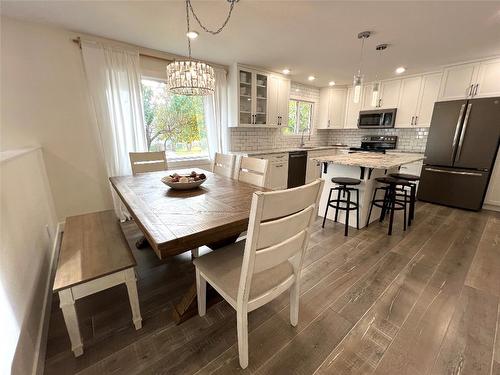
[0,148,58,375]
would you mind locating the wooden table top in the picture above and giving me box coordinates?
[110,169,266,259]
[53,210,136,291]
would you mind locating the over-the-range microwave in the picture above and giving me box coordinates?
[358,108,397,129]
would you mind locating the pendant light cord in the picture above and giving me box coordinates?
[185,0,192,58]
[358,36,366,75]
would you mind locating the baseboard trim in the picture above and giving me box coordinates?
[483,203,500,212]
[32,220,65,375]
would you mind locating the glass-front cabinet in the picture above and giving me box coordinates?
[237,68,268,125]
[229,63,290,128]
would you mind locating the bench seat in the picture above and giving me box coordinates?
[53,210,142,357]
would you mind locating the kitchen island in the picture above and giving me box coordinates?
[314,152,425,229]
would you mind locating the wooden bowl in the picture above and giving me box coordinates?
[161,176,207,190]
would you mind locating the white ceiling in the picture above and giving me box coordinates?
[2,1,500,87]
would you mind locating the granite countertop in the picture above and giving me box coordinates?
[230,144,349,156]
[314,152,425,169]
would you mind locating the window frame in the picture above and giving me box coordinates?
[140,76,210,164]
[285,99,314,135]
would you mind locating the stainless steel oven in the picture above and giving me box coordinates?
[358,108,397,129]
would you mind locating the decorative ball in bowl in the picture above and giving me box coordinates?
[161,171,207,190]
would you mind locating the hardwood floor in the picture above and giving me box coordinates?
[43,203,500,375]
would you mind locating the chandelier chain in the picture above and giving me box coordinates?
[186,0,192,58]
[187,0,237,35]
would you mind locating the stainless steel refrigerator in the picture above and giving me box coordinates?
[417,97,500,210]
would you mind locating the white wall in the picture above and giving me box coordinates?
[1,16,113,221]
[0,148,58,375]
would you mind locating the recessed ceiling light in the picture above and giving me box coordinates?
[329,81,336,86]
[186,31,199,39]
[308,76,315,81]
[282,68,290,75]
[395,66,406,74]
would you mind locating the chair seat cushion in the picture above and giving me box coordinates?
[389,173,420,181]
[193,240,294,304]
[331,177,361,185]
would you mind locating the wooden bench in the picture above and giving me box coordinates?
[53,210,142,357]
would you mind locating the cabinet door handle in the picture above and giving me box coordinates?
[411,116,414,126]
[414,116,418,126]
[275,164,283,168]
[473,83,479,97]
[378,98,382,108]
[328,120,331,127]
[468,84,474,97]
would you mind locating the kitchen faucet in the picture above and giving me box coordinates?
[300,127,310,147]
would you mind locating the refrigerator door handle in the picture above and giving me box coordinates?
[451,103,467,161]
[454,103,472,162]
[425,167,483,177]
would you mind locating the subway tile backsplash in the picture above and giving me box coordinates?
[229,82,428,153]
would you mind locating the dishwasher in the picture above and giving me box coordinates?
[287,151,307,188]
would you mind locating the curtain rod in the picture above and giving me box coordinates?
[72,37,169,61]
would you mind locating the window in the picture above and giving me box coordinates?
[284,99,313,135]
[141,79,208,159]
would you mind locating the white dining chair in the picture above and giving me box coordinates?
[193,179,324,368]
[129,151,168,175]
[212,152,237,179]
[236,156,269,188]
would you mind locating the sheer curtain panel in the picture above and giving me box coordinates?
[204,68,229,159]
[81,40,147,219]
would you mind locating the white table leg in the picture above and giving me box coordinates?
[58,289,83,357]
[124,268,142,330]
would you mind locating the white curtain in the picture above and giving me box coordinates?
[81,40,147,219]
[204,68,229,159]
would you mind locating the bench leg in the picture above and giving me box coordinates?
[59,289,83,357]
[125,268,142,330]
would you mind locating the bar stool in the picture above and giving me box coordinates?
[389,173,420,226]
[366,176,410,235]
[322,177,360,236]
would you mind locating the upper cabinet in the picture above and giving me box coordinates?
[361,80,401,110]
[361,83,377,110]
[395,72,442,128]
[268,75,291,127]
[317,87,347,129]
[438,58,500,101]
[228,64,290,128]
[344,86,362,129]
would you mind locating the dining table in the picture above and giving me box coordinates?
[109,168,267,323]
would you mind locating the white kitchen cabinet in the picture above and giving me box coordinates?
[258,153,288,190]
[395,76,422,128]
[361,83,377,110]
[395,72,442,128]
[378,79,402,109]
[318,88,347,129]
[438,58,500,101]
[306,149,339,183]
[414,72,442,127]
[229,64,289,128]
[438,62,477,101]
[484,151,500,209]
[344,86,362,129]
[268,75,291,127]
[474,58,500,98]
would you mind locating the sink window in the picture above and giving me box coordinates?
[284,99,313,135]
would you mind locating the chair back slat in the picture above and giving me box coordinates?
[253,230,307,273]
[129,152,168,175]
[256,205,313,249]
[237,156,268,188]
[260,180,323,221]
[213,152,236,178]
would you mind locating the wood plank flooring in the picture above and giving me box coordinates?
[43,203,500,375]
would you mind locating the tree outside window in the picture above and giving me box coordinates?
[141,79,208,159]
[284,99,313,135]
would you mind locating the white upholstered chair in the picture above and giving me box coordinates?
[236,156,269,188]
[212,152,237,179]
[193,179,324,368]
[129,151,168,175]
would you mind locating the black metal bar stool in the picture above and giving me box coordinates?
[366,176,410,235]
[389,173,420,226]
[322,177,360,236]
